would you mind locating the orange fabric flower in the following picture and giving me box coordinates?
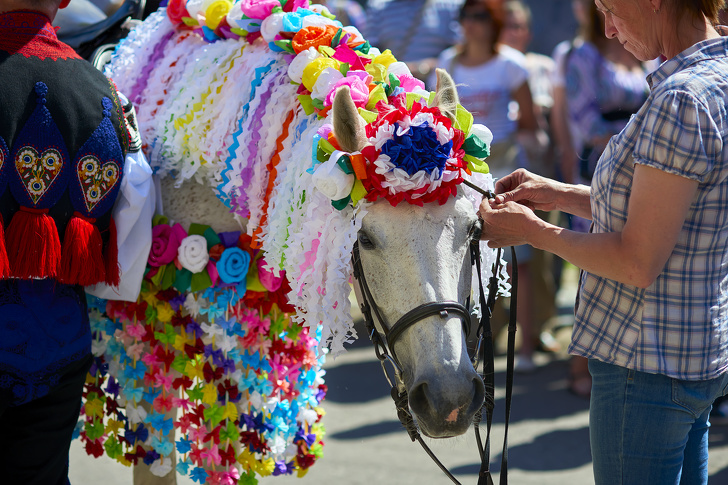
[291,24,339,54]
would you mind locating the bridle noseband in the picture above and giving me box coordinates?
[351,196,518,485]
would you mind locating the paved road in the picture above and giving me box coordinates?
[69,266,728,484]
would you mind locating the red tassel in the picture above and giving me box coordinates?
[6,206,61,279]
[59,212,106,286]
[0,214,10,278]
[104,216,120,287]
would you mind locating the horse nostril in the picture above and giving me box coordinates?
[468,376,486,415]
[408,381,432,417]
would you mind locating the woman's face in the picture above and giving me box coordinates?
[501,8,531,53]
[596,0,659,61]
[459,7,494,46]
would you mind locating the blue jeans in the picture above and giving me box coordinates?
[589,359,728,485]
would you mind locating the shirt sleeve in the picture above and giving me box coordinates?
[85,149,155,301]
[633,89,721,182]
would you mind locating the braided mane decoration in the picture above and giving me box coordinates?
[79,1,510,482]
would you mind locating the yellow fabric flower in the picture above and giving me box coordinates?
[302,57,340,92]
[205,0,232,30]
[155,301,175,323]
[372,49,397,69]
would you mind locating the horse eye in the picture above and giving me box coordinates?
[469,219,483,242]
[358,231,375,250]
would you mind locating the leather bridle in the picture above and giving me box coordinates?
[351,195,518,485]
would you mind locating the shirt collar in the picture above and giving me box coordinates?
[647,26,728,89]
[0,9,80,60]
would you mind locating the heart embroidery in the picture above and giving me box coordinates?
[15,145,64,205]
[77,155,120,212]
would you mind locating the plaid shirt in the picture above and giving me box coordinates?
[569,32,728,380]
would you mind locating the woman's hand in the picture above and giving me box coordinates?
[477,197,544,248]
[495,169,593,220]
[494,169,563,212]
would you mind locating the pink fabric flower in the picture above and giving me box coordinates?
[239,0,279,19]
[324,73,370,108]
[148,223,187,267]
[257,258,284,292]
[397,73,425,92]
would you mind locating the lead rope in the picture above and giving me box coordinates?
[473,243,517,485]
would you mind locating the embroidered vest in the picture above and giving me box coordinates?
[0,10,129,286]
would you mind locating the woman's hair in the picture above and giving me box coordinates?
[458,0,505,54]
[666,0,727,25]
[504,0,532,28]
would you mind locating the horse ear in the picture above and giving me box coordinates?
[433,68,459,123]
[332,86,368,153]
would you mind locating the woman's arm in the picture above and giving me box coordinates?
[482,164,698,288]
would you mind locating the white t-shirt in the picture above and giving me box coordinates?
[432,46,529,145]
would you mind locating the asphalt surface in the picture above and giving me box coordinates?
[69,265,728,484]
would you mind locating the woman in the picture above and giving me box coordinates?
[479,0,728,483]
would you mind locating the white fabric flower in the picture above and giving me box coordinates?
[342,25,365,45]
[368,46,382,57]
[150,459,174,477]
[312,151,355,200]
[260,11,286,43]
[470,123,494,148]
[185,0,214,19]
[177,234,209,273]
[184,292,201,317]
[125,404,147,424]
[386,61,411,78]
[288,47,321,84]
[310,66,343,102]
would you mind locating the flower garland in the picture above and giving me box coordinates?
[78,217,326,484]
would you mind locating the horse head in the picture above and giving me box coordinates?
[333,69,486,438]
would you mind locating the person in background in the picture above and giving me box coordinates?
[0,0,153,482]
[429,0,543,371]
[558,0,654,398]
[479,0,728,482]
[364,0,464,81]
[550,0,588,186]
[500,0,555,134]
[499,0,561,363]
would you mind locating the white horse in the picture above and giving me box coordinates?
[90,9,507,481]
[332,77,486,438]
